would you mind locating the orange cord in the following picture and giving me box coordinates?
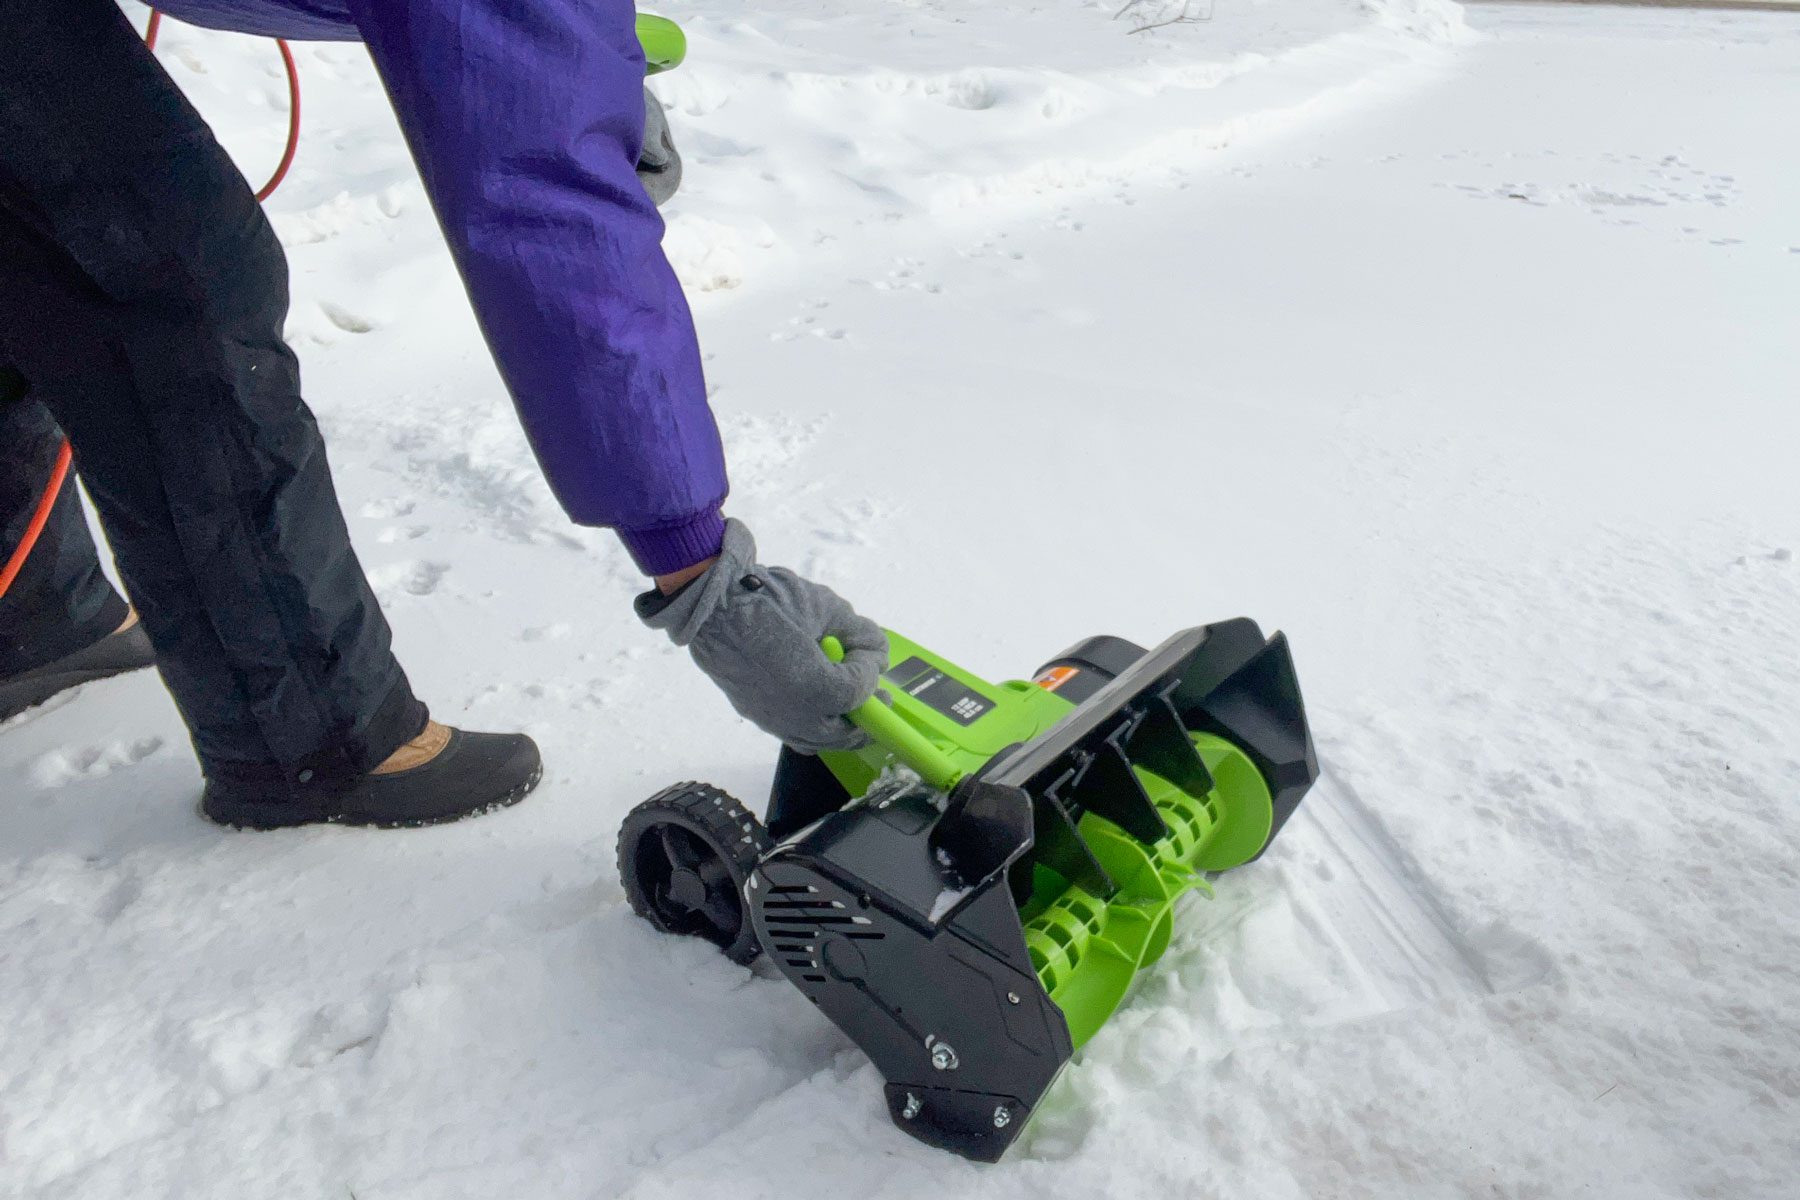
[0,440,73,603]
[256,38,302,202]
[146,10,300,202]
[1,14,304,600]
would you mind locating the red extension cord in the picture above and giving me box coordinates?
[0,13,301,604]
[145,12,303,203]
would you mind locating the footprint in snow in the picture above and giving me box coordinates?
[1730,547,1792,570]
[29,736,166,790]
[319,300,378,335]
[935,71,998,112]
[360,497,416,520]
[376,524,431,544]
[376,185,411,219]
[370,559,450,598]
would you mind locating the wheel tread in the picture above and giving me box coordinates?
[618,781,772,964]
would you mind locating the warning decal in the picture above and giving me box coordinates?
[1032,664,1082,693]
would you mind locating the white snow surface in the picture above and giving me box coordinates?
[5,2,1799,1197]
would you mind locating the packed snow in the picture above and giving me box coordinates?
[4,2,1798,1197]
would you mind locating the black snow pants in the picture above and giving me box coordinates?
[0,0,427,789]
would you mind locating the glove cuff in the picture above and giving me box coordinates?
[638,518,757,646]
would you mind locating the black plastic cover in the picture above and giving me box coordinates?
[749,782,1071,1162]
[1039,620,1318,857]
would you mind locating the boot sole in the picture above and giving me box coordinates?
[202,760,543,831]
[0,627,157,723]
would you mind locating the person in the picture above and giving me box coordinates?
[0,0,888,828]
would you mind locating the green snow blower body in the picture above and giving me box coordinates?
[618,619,1316,1161]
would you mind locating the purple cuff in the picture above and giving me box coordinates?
[616,506,727,576]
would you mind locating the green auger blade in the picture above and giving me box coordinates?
[1018,731,1271,1048]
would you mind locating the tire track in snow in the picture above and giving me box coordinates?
[1153,765,1510,1056]
[1301,769,1496,1002]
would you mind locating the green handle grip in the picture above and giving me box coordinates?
[637,14,687,73]
[822,636,965,793]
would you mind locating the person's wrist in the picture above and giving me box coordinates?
[635,517,754,640]
[654,556,716,595]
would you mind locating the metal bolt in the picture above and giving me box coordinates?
[901,1093,922,1120]
[928,1039,959,1071]
[1006,991,1020,1005]
[993,1105,1011,1129]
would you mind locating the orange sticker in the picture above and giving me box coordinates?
[1033,665,1081,693]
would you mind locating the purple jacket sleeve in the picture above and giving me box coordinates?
[152,0,730,575]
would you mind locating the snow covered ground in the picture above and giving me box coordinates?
[4,1,1798,1196]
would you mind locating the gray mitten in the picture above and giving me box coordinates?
[638,519,888,753]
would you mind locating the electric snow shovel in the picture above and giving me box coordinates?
[617,619,1317,1161]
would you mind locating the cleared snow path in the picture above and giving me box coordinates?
[5,4,1798,1199]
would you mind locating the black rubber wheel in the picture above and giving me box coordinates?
[637,86,683,207]
[617,782,771,964]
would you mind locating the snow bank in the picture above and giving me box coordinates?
[156,0,1467,297]
[652,0,1468,288]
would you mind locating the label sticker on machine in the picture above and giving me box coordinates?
[1032,664,1082,693]
[884,657,995,726]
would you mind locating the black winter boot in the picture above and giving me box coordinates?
[201,723,543,830]
[0,619,156,722]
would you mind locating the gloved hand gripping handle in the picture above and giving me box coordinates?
[821,636,964,793]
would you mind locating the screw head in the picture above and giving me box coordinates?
[928,1039,959,1071]
[993,1105,1011,1129]
[901,1093,922,1120]
[1006,991,1020,1005]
